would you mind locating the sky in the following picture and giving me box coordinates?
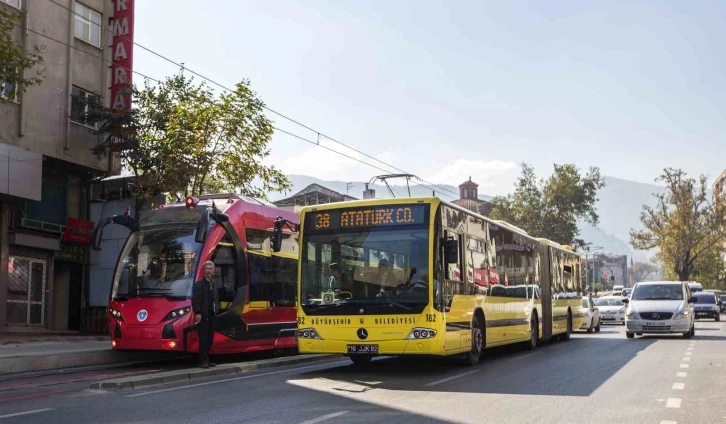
[129,0,725,196]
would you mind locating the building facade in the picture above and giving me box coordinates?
[451,178,492,216]
[585,253,629,289]
[0,0,129,332]
[273,184,357,213]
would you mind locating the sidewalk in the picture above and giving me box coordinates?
[0,333,184,375]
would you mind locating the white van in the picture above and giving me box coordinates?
[612,285,625,296]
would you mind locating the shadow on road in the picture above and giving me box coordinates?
[288,335,656,398]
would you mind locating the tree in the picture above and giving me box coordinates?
[0,7,44,100]
[89,69,291,217]
[630,168,726,282]
[629,261,658,283]
[490,163,605,248]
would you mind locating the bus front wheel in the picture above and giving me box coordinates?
[349,354,373,367]
[464,316,484,366]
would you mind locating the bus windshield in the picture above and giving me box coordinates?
[111,226,203,300]
[300,227,430,315]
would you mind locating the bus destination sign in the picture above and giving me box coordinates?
[309,204,428,231]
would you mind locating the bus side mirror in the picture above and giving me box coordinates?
[444,238,458,264]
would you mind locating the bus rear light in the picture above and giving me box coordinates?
[111,340,116,347]
[163,340,177,349]
[297,328,322,339]
[185,197,199,209]
[406,328,437,339]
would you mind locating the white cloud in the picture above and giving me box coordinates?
[423,159,519,196]
[278,138,394,182]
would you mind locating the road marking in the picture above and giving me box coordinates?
[687,347,693,351]
[666,398,682,408]
[126,360,350,398]
[660,421,677,424]
[672,382,685,390]
[677,372,687,377]
[298,411,349,424]
[680,364,689,368]
[0,409,54,420]
[683,357,691,362]
[424,370,480,387]
[685,352,692,356]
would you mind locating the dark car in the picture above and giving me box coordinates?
[721,295,726,313]
[693,292,720,321]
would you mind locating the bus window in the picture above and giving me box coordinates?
[466,237,489,289]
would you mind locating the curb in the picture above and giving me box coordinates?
[89,354,342,391]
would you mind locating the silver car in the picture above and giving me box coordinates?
[623,281,696,339]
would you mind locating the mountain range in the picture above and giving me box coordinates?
[268,174,667,262]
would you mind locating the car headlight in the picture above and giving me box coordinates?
[298,328,322,339]
[583,309,590,317]
[711,305,718,311]
[406,327,437,339]
[673,310,690,320]
[626,308,639,319]
[618,307,626,314]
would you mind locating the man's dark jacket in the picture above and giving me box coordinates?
[192,278,220,319]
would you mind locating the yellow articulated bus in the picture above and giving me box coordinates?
[294,197,584,365]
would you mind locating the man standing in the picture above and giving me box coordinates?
[192,260,219,368]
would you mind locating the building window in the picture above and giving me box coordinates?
[463,189,468,198]
[1,0,22,9]
[0,81,18,103]
[73,2,101,47]
[70,86,99,127]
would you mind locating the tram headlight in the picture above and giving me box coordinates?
[109,308,123,321]
[406,327,437,340]
[297,328,322,339]
[162,306,192,321]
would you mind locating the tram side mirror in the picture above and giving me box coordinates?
[443,238,458,264]
[271,227,283,253]
[195,208,212,244]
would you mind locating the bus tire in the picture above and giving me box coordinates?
[349,354,373,367]
[464,316,484,366]
[527,314,539,350]
[559,311,572,341]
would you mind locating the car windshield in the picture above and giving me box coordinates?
[693,294,716,304]
[111,226,203,300]
[595,298,623,306]
[631,284,684,301]
[720,295,726,302]
[300,225,430,315]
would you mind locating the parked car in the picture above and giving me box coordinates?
[579,297,601,333]
[595,296,626,325]
[692,292,720,321]
[624,281,695,339]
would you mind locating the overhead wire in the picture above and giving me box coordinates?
[41,0,462,199]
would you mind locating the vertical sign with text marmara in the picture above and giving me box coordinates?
[109,0,135,152]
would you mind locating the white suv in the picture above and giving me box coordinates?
[623,281,695,339]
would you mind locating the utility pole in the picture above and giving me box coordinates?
[346,182,353,196]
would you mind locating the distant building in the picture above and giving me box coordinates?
[273,184,357,212]
[451,178,492,216]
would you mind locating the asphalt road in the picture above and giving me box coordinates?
[1,318,725,424]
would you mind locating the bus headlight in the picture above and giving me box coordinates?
[298,328,322,339]
[406,328,437,339]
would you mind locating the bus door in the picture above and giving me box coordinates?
[442,230,474,351]
[539,244,553,341]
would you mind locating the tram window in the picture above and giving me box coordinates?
[246,229,269,251]
[248,253,271,303]
[270,256,297,306]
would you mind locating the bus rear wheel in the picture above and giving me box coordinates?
[464,316,484,366]
[559,312,572,341]
[349,354,373,367]
[527,316,539,350]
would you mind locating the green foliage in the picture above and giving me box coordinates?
[630,168,726,282]
[628,261,658,283]
[0,7,44,100]
[490,163,605,248]
[89,69,291,211]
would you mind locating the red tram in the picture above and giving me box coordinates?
[93,193,300,354]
